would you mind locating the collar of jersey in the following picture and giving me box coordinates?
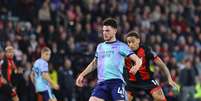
[105,40,118,44]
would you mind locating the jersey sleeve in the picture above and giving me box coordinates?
[40,61,48,72]
[95,44,100,58]
[119,43,134,57]
[146,47,159,61]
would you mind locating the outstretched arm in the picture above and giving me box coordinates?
[80,58,97,77]
[76,58,97,87]
[128,54,142,75]
[154,57,178,89]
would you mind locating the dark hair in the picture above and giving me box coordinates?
[103,18,118,29]
[126,31,140,39]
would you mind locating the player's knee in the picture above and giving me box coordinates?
[154,96,167,101]
[89,96,104,101]
[49,98,57,101]
[127,92,133,101]
[12,96,19,101]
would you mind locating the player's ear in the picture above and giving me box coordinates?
[113,28,117,34]
[137,37,140,44]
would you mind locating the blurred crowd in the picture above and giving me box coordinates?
[0,0,200,101]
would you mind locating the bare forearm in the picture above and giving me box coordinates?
[156,58,172,81]
[42,73,55,88]
[129,54,142,69]
[80,58,97,77]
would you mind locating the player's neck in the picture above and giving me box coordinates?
[106,37,117,43]
[133,45,140,51]
[41,57,47,61]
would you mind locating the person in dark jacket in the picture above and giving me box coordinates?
[179,59,198,101]
[58,58,75,101]
[0,46,19,101]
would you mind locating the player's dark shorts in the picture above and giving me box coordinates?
[91,79,127,101]
[126,79,162,96]
[38,89,55,101]
[0,83,17,101]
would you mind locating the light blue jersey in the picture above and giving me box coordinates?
[32,58,50,92]
[95,40,134,82]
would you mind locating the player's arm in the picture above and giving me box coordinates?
[76,58,97,87]
[128,54,142,75]
[30,71,35,84]
[154,57,178,89]
[80,58,97,76]
[42,72,59,90]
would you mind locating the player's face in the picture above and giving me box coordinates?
[102,26,117,41]
[127,36,140,51]
[43,51,51,61]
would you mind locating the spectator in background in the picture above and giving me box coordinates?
[23,62,37,101]
[38,0,51,22]
[0,48,4,68]
[179,59,198,101]
[13,66,26,101]
[58,58,75,101]
[0,46,19,101]
[49,63,60,101]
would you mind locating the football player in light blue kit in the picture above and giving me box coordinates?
[76,18,142,101]
[31,47,59,101]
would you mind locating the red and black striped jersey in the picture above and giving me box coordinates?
[124,45,160,82]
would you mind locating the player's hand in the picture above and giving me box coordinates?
[129,66,139,75]
[129,57,142,75]
[168,79,179,91]
[76,74,84,87]
[53,84,59,90]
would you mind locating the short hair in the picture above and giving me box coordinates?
[126,31,140,39]
[5,46,14,52]
[103,18,118,29]
[41,47,51,53]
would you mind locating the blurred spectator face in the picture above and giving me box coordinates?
[36,24,42,33]
[5,46,14,59]
[0,20,3,30]
[7,21,13,29]
[126,36,140,51]
[195,26,200,33]
[0,50,4,59]
[64,58,72,69]
[102,26,117,41]
[185,59,192,69]
[48,25,55,33]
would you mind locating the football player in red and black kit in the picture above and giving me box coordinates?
[124,31,178,101]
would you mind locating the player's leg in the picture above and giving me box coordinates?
[125,82,136,101]
[127,91,134,101]
[89,96,105,101]
[150,86,166,101]
[38,90,57,101]
[49,98,57,101]
[12,95,19,101]
[90,82,110,101]
[48,89,57,101]
[111,80,127,101]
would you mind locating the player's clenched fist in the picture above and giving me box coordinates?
[76,74,84,87]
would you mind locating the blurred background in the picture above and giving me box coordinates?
[0,0,200,101]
